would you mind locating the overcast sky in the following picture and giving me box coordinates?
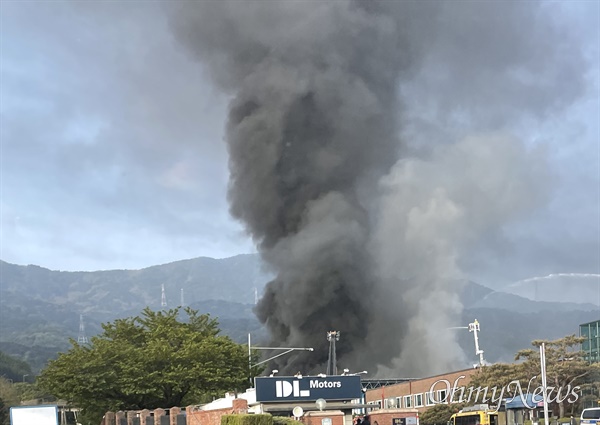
[1,1,598,294]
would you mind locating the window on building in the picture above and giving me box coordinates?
[437,389,448,404]
[414,393,423,407]
[404,395,412,408]
[396,397,402,408]
[426,392,435,406]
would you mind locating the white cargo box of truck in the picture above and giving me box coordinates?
[10,405,59,425]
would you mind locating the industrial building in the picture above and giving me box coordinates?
[364,368,479,413]
[580,319,600,363]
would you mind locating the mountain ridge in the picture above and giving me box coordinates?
[0,256,597,373]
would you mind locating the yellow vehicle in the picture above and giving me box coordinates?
[449,404,499,425]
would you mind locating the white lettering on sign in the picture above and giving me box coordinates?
[309,380,342,389]
[276,381,293,397]
[275,381,310,398]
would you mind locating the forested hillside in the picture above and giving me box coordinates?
[0,255,597,374]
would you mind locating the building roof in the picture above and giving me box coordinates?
[362,379,415,390]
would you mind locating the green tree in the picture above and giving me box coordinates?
[0,377,20,425]
[515,335,591,418]
[11,381,55,405]
[0,396,7,425]
[38,307,258,424]
[468,362,528,404]
[0,351,32,383]
[578,363,600,412]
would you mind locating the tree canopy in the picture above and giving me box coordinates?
[515,335,590,417]
[420,402,467,425]
[468,335,592,417]
[0,351,32,383]
[38,307,258,424]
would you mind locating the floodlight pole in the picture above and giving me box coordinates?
[327,330,340,375]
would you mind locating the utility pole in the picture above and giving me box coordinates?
[540,343,550,425]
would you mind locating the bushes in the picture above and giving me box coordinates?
[273,417,298,425]
[221,412,299,425]
[222,414,274,425]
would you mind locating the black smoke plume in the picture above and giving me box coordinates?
[167,0,424,372]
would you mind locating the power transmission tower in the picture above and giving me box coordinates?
[77,314,89,344]
[161,284,167,308]
[326,330,340,375]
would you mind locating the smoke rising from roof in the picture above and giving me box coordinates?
[167,0,591,374]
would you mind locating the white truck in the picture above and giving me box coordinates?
[9,404,80,425]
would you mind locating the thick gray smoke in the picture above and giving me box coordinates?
[167,0,589,375]
[369,135,549,376]
[167,1,428,373]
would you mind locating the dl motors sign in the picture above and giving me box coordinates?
[255,376,362,402]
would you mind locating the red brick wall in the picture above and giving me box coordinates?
[186,398,249,425]
[365,369,478,413]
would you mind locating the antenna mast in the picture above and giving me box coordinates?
[161,284,167,308]
[77,314,89,344]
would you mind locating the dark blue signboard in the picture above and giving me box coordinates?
[255,376,362,402]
